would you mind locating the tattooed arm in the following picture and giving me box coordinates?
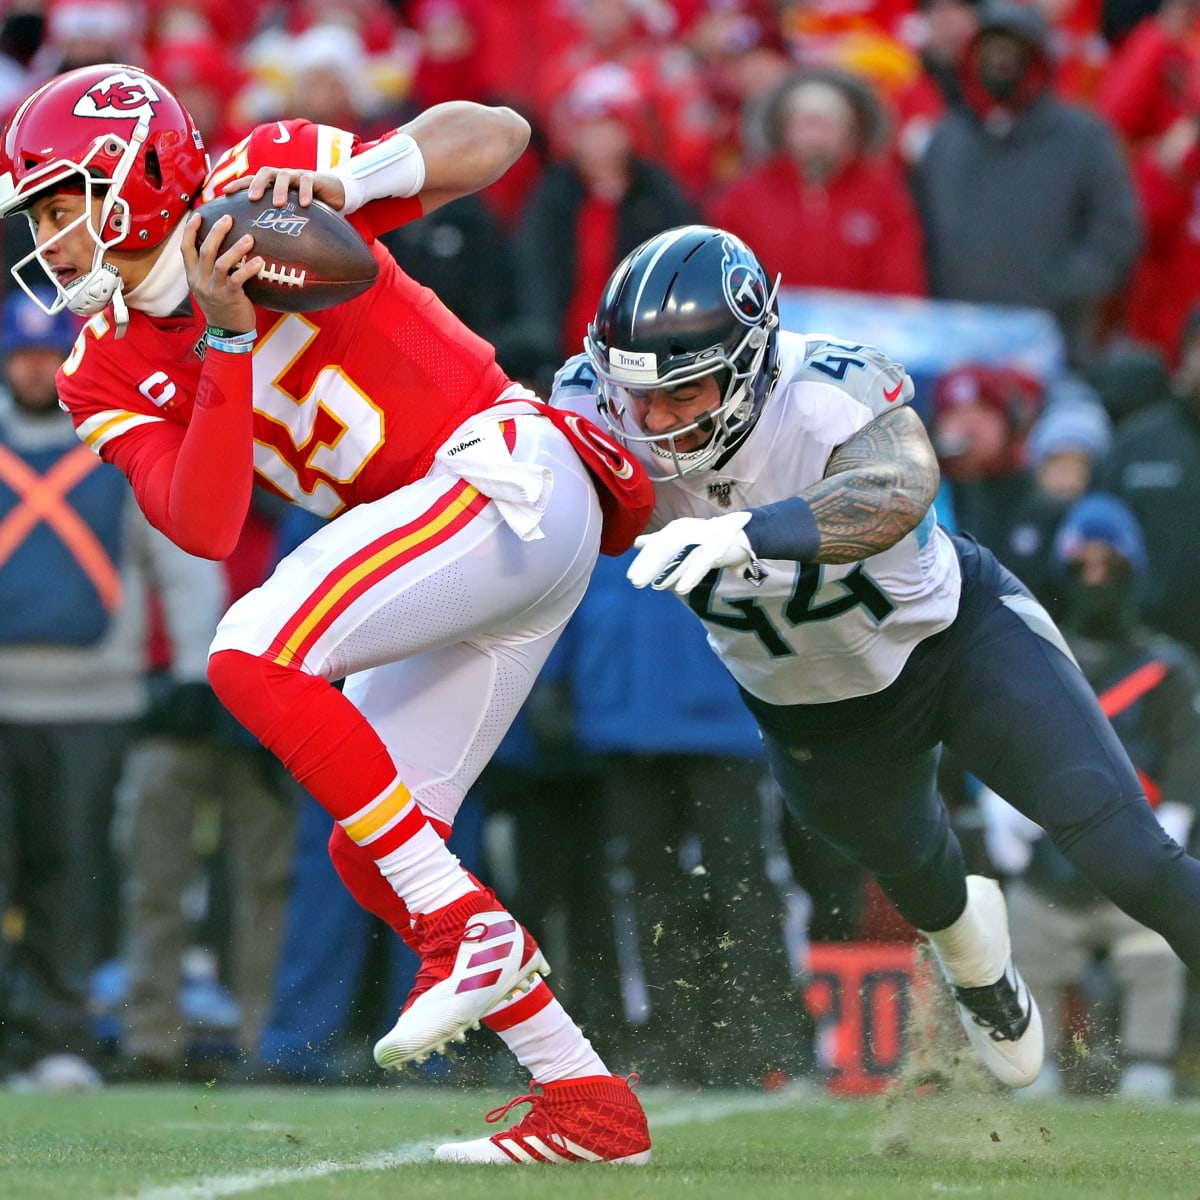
[739,405,940,567]
[805,406,941,563]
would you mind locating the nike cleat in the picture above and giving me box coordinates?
[952,958,1044,1089]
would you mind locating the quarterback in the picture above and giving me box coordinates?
[554,224,1200,1089]
[0,64,654,1163]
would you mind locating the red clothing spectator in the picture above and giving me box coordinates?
[535,1,719,200]
[708,66,927,296]
[1123,120,1200,365]
[1095,0,1200,149]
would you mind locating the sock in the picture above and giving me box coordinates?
[921,876,1009,988]
[329,825,606,1081]
[485,980,609,1083]
[208,649,473,915]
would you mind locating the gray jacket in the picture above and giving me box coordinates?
[912,94,1141,366]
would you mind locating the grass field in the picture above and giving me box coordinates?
[1,1082,1198,1200]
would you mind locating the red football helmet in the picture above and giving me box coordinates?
[0,63,209,317]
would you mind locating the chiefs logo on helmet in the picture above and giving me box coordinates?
[73,71,160,121]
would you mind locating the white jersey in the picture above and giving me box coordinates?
[551,330,962,705]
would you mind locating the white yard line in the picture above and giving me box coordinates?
[120,1144,435,1200]
[122,1090,806,1199]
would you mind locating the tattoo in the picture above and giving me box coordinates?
[805,406,941,563]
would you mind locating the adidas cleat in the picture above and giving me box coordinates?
[374,888,548,1070]
[435,1074,652,1165]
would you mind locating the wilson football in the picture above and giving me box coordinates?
[194,189,379,312]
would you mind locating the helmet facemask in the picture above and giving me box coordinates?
[7,118,149,322]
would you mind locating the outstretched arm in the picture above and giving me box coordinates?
[227,102,531,221]
[628,406,940,594]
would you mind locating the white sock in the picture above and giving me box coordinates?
[921,876,1010,988]
[374,821,475,915]
[492,984,609,1083]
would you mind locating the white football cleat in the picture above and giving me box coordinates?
[435,1074,652,1165]
[928,876,1044,1089]
[374,888,548,1070]
[951,958,1044,1088]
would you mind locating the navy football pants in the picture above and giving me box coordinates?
[747,537,1200,974]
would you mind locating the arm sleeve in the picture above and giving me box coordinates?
[104,350,255,560]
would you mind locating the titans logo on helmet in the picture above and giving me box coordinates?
[721,240,768,327]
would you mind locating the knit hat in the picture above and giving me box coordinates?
[1052,492,1148,577]
[0,289,80,358]
[1026,393,1111,468]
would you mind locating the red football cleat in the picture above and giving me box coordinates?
[373,888,548,1069]
[435,1074,652,1164]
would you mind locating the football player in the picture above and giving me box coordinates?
[553,223,1200,1090]
[0,64,654,1164]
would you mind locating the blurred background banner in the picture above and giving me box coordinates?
[779,288,1068,420]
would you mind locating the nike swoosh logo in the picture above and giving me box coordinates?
[273,122,291,144]
[883,379,904,403]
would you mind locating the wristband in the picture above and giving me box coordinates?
[742,497,822,562]
[332,132,426,214]
[205,327,257,355]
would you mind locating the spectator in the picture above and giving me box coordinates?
[677,0,794,179]
[1097,305,1200,659]
[0,3,45,122]
[35,1,145,74]
[912,0,1142,367]
[1002,381,1111,612]
[893,0,982,164]
[111,498,297,1083]
[380,193,514,345]
[928,363,1042,552]
[1085,341,1173,429]
[535,0,719,199]
[1121,108,1200,368]
[514,61,696,359]
[0,290,212,1090]
[562,551,816,1089]
[983,494,1195,1099]
[1094,0,1200,151]
[708,66,927,296]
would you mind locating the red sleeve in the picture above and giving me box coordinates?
[104,350,255,560]
[1132,147,1200,254]
[1095,22,1181,143]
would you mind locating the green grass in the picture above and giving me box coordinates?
[1,1084,1198,1200]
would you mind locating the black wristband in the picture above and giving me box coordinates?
[206,325,253,339]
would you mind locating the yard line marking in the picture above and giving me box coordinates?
[121,1143,434,1199]
[122,1091,809,1198]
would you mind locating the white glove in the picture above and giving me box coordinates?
[627,512,763,595]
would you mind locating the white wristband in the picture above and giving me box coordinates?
[332,132,426,214]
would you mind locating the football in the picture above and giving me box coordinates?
[193,189,379,312]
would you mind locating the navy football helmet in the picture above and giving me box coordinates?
[584,225,780,478]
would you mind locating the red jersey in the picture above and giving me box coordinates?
[59,119,510,521]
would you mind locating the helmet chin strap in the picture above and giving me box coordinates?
[63,116,148,336]
[64,260,128,334]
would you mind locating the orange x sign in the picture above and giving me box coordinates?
[0,442,123,613]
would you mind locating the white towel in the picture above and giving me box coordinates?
[433,415,551,541]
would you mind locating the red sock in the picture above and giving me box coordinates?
[209,648,398,822]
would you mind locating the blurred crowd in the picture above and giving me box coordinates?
[2,0,1200,1099]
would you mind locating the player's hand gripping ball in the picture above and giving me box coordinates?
[194,189,378,312]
